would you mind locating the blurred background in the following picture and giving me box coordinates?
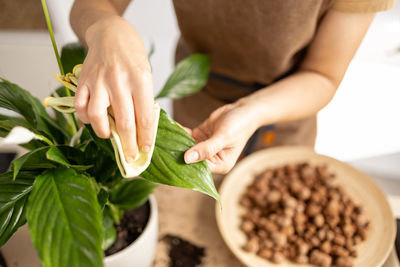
[0,0,399,162]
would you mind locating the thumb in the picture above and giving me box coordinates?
[184,134,225,164]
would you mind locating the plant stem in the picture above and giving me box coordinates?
[36,134,54,146]
[40,0,66,80]
[41,0,79,133]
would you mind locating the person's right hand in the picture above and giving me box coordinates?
[75,16,156,163]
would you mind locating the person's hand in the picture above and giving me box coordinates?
[75,16,155,163]
[184,100,261,174]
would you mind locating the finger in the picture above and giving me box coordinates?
[74,84,90,123]
[209,162,233,174]
[207,159,227,174]
[131,71,156,153]
[207,152,234,174]
[87,84,111,139]
[108,78,138,162]
[75,59,94,124]
[184,133,225,164]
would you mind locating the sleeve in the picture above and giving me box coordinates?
[332,0,397,13]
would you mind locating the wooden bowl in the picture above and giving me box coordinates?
[216,146,396,267]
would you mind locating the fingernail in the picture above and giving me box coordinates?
[185,151,199,164]
[142,145,150,153]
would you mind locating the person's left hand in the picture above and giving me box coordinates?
[184,100,261,174]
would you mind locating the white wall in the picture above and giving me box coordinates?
[315,2,400,160]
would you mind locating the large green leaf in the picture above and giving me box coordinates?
[60,43,87,74]
[0,171,36,247]
[110,179,156,211]
[141,109,219,202]
[156,54,210,99]
[27,167,103,267]
[0,79,70,144]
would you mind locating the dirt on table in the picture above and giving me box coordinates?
[163,235,205,267]
[0,251,7,267]
[105,202,150,256]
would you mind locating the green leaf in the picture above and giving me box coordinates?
[0,78,70,144]
[101,206,116,251]
[55,145,87,164]
[46,146,69,165]
[97,189,109,211]
[11,147,54,179]
[21,140,49,151]
[141,109,220,202]
[0,114,31,136]
[156,54,210,99]
[0,80,36,126]
[27,167,103,267]
[83,139,117,183]
[46,146,93,172]
[107,203,123,225]
[85,126,115,158]
[0,171,36,247]
[60,43,87,74]
[110,179,156,211]
[0,116,47,150]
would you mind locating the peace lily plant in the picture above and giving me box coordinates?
[0,2,219,266]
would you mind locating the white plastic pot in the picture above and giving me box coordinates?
[2,195,158,267]
[105,194,158,267]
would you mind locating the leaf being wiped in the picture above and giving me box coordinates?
[141,109,220,202]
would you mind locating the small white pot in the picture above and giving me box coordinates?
[105,194,158,267]
[2,195,158,267]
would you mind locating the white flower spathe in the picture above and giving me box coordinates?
[0,126,41,145]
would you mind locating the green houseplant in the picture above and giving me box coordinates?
[0,4,219,265]
[0,45,218,266]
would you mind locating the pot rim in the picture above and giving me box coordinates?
[104,194,158,261]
